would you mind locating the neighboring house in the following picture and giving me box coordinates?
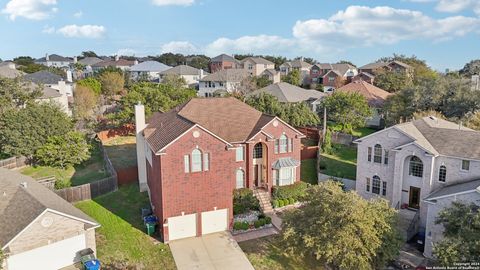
[77,57,104,78]
[0,62,25,79]
[209,54,239,73]
[35,54,72,68]
[130,61,171,81]
[92,56,136,72]
[0,168,99,270]
[279,59,312,85]
[239,57,275,76]
[336,80,391,127]
[310,63,358,91]
[354,116,480,258]
[159,65,207,86]
[134,97,305,242]
[198,69,250,97]
[248,82,326,112]
[359,60,413,77]
[24,70,71,115]
[352,72,375,84]
[260,69,281,83]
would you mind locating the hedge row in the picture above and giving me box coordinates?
[272,197,296,208]
[271,182,308,201]
[234,217,272,231]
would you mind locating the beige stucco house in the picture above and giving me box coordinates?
[0,169,99,270]
[354,116,480,258]
[240,57,275,76]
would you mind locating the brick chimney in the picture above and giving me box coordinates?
[135,103,148,192]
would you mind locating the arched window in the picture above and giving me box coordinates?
[279,134,288,153]
[191,149,202,172]
[409,156,423,177]
[373,144,382,163]
[253,143,263,159]
[372,175,381,194]
[439,165,446,182]
[236,169,245,189]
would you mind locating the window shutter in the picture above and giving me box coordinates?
[203,153,209,171]
[274,140,279,154]
[367,147,372,162]
[289,138,293,152]
[184,155,190,173]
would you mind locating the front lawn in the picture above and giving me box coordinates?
[76,184,176,269]
[239,235,323,270]
[20,141,109,187]
[103,136,137,169]
[300,159,317,185]
[319,144,357,180]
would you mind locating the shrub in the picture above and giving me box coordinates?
[241,221,249,230]
[258,213,266,219]
[272,182,309,201]
[289,198,296,204]
[278,200,285,207]
[233,188,260,215]
[259,218,266,226]
[272,199,279,208]
[265,216,272,224]
[233,221,243,230]
[254,220,262,228]
[283,199,290,206]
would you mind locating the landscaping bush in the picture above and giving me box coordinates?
[259,218,266,226]
[254,220,262,228]
[282,199,290,206]
[258,213,266,219]
[289,198,296,204]
[233,221,243,230]
[272,182,309,201]
[241,221,249,230]
[278,200,285,207]
[233,188,260,215]
[265,216,272,224]
[272,199,279,208]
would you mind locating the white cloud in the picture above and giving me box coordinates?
[2,0,57,20]
[161,41,199,54]
[56,24,106,39]
[436,0,480,14]
[116,48,136,56]
[204,35,296,56]
[151,0,194,6]
[73,10,82,18]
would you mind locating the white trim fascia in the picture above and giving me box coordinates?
[47,209,99,226]
[392,141,436,157]
[424,189,478,202]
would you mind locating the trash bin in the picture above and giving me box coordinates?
[146,222,156,236]
[83,259,101,270]
[144,215,158,225]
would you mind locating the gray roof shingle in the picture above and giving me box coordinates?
[35,54,72,63]
[200,69,250,82]
[24,70,63,85]
[0,169,98,248]
[160,65,205,76]
[130,61,171,72]
[425,179,480,201]
[211,54,238,63]
[248,82,326,103]
[78,57,104,66]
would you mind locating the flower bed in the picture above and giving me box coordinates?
[232,211,273,234]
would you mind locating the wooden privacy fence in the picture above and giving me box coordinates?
[0,156,27,169]
[301,146,319,160]
[37,176,56,190]
[55,176,117,203]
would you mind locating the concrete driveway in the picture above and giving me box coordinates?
[169,231,254,270]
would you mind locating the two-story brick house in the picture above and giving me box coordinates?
[135,97,304,242]
[208,54,240,73]
[354,116,480,258]
[309,63,358,91]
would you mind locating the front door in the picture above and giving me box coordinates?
[409,187,421,209]
[254,164,263,187]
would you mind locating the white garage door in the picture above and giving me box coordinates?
[201,209,228,235]
[168,213,197,241]
[7,234,86,270]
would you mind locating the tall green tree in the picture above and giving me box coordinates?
[282,69,301,86]
[282,181,402,270]
[0,77,42,114]
[81,51,98,58]
[35,131,90,168]
[0,103,74,157]
[433,202,480,265]
[323,92,373,133]
[98,71,125,97]
[374,70,410,93]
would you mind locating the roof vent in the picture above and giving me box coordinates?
[429,116,437,121]
[2,191,6,197]
[20,182,27,189]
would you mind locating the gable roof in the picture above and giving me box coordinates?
[281,60,312,69]
[248,82,326,103]
[0,64,24,79]
[130,61,171,72]
[241,57,274,65]
[424,179,480,201]
[211,54,238,63]
[359,60,411,70]
[261,69,279,76]
[144,98,285,152]
[200,69,250,82]
[160,65,205,76]
[36,54,71,63]
[78,57,104,66]
[24,70,63,85]
[0,168,98,248]
[336,80,392,107]
[314,63,356,76]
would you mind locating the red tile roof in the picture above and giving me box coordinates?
[336,80,392,107]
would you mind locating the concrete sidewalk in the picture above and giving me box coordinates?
[169,231,254,270]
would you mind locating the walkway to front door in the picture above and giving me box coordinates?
[169,231,254,270]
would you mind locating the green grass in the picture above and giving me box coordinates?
[319,144,357,180]
[103,136,137,169]
[20,142,109,187]
[239,236,324,270]
[75,184,176,269]
[301,159,318,185]
[351,127,377,138]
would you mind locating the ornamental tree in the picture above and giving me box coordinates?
[322,92,372,134]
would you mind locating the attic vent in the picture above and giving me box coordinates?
[20,182,27,189]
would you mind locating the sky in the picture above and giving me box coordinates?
[0,0,479,70]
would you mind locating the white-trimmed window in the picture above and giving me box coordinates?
[409,156,423,177]
[253,143,263,158]
[191,149,202,172]
[279,134,288,153]
[461,160,470,171]
[235,147,244,161]
[277,167,295,186]
[372,176,381,195]
[367,147,372,162]
[384,150,389,165]
[274,140,279,154]
[184,155,190,173]
[203,153,209,171]
[366,177,370,192]
[439,165,446,182]
[382,181,387,196]
[236,169,245,188]
[374,144,382,163]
